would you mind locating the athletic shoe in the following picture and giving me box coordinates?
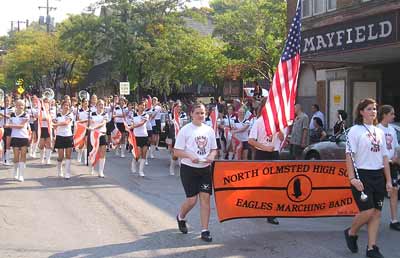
[366,245,384,258]
[155,147,159,151]
[344,227,358,253]
[201,230,212,242]
[176,215,188,234]
[390,222,400,231]
[267,217,279,225]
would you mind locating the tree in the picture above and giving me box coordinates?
[210,0,287,82]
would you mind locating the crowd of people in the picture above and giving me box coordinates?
[0,92,399,257]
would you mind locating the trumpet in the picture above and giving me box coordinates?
[42,88,55,100]
[78,90,90,101]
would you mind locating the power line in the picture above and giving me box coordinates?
[38,0,58,33]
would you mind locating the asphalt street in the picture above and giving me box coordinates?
[0,149,399,258]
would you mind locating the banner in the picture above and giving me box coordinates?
[212,160,359,222]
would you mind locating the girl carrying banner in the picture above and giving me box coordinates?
[76,98,90,164]
[344,98,392,258]
[6,100,30,182]
[53,100,74,179]
[232,107,250,160]
[88,100,108,178]
[113,98,128,158]
[38,98,53,165]
[174,103,218,242]
[0,95,15,165]
[128,100,149,177]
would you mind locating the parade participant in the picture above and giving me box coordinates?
[144,99,153,165]
[174,103,218,242]
[88,99,108,178]
[333,110,348,136]
[377,105,400,231]
[344,98,392,258]
[113,98,128,157]
[150,97,162,156]
[248,97,284,225]
[76,98,89,164]
[38,98,53,164]
[168,101,188,175]
[89,94,98,112]
[223,104,236,160]
[105,96,115,152]
[27,97,39,157]
[129,100,149,177]
[53,100,74,179]
[231,107,250,160]
[6,100,30,182]
[204,105,221,160]
[0,95,15,165]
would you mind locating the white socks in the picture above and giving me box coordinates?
[83,149,87,164]
[5,151,11,165]
[228,152,234,160]
[40,149,45,163]
[57,161,64,177]
[98,158,105,178]
[65,160,71,179]
[121,147,125,158]
[89,165,95,175]
[139,159,145,177]
[145,151,149,165]
[45,148,52,164]
[13,162,19,180]
[18,162,24,182]
[77,149,82,162]
[169,158,175,175]
[131,159,137,173]
[150,145,155,158]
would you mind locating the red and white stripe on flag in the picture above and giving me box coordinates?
[89,130,102,167]
[36,97,42,142]
[126,126,139,159]
[74,122,86,147]
[210,107,218,135]
[147,95,152,110]
[111,126,122,149]
[261,1,301,136]
[0,128,4,142]
[173,106,180,137]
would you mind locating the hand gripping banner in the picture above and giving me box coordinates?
[212,160,359,222]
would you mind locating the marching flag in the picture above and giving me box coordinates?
[173,106,180,137]
[261,1,301,136]
[36,97,42,142]
[125,123,139,160]
[111,126,122,149]
[89,130,102,167]
[74,122,86,148]
[147,95,152,110]
[210,107,218,136]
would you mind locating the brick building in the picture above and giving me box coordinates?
[288,0,400,128]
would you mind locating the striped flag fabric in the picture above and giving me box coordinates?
[89,130,102,167]
[210,106,218,135]
[73,122,86,148]
[147,95,152,110]
[36,97,42,142]
[110,126,122,149]
[173,105,180,137]
[261,1,301,136]
[125,124,139,160]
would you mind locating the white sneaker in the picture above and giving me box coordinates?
[4,161,12,166]
[150,154,154,159]
[169,168,175,176]
[145,160,149,165]
[18,176,24,182]
[121,153,125,158]
[46,159,51,165]
[139,171,145,177]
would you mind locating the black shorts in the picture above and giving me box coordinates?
[10,137,29,148]
[147,130,153,138]
[255,150,279,160]
[216,139,221,149]
[4,128,11,137]
[351,169,385,211]
[99,135,107,146]
[136,136,148,148]
[116,123,126,133]
[242,141,249,150]
[30,123,37,132]
[54,136,74,149]
[40,127,50,139]
[152,120,161,134]
[106,121,115,135]
[180,164,212,198]
[390,163,399,187]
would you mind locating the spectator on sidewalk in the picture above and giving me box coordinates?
[290,104,309,159]
[309,104,325,129]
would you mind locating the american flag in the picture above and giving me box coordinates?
[261,1,301,136]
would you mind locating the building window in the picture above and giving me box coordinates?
[313,0,326,15]
[302,0,312,18]
[327,0,336,11]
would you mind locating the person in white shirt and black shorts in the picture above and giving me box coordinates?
[377,105,400,231]
[113,98,128,158]
[6,100,30,182]
[174,103,218,242]
[38,98,53,165]
[0,95,15,165]
[53,100,74,179]
[128,100,149,177]
[344,98,392,258]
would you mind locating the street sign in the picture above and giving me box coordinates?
[17,86,25,95]
[119,82,130,95]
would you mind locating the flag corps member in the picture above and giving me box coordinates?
[174,103,218,242]
[53,100,74,179]
[344,98,392,258]
[6,100,30,182]
[88,100,108,178]
[0,95,15,165]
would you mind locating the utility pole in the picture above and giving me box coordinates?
[10,20,29,32]
[38,0,57,33]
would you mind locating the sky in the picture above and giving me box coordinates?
[0,0,209,36]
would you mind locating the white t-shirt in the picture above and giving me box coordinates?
[154,105,162,120]
[377,123,398,161]
[90,106,97,113]
[55,112,74,137]
[133,113,149,137]
[40,106,53,128]
[90,112,107,133]
[114,106,127,124]
[78,108,90,121]
[0,106,15,126]
[249,117,281,151]
[26,107,38,123]
[10,112,30,139]
[233,118,250,142]
[310,111,325,129]
[204,116,221,139]
[174,122,217,168]
[223,115,236,128]
[346,124,388,170]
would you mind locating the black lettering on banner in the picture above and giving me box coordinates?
[236,198,273,210]
[275,165,310,174]
[329,197,353,208]
[312,165,336,175]
[262,166,273,175]
[276,203,326,212]
[338,168,348,177]
[224,169,259,185]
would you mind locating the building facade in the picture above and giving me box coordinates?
[288,0,400,128]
